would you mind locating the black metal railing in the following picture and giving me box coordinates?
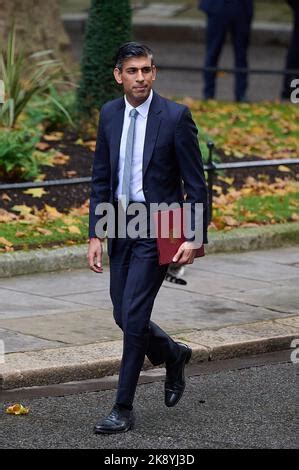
[204,141,299,222]
[1,143,298,223]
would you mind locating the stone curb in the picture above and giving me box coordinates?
[0,316,297,390]
[62,14,292,47]
[0,223,298,278]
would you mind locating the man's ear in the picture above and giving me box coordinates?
[152,65,157,81]
[114,68,123,85]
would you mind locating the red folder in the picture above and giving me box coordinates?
[153,207,205,265]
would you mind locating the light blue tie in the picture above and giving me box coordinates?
[121,108,138,209]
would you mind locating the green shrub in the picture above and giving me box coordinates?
[0,26,72,128]
[0,128,52,181]
[25,87,76,131]
[77,0,132,116]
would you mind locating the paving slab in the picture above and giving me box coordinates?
[0,329,62,354]
[0,289,88,320]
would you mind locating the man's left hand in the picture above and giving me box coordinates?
[172,241,199,265]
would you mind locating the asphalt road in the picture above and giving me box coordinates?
[0,351,296,450]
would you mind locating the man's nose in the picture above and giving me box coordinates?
[136,70,145,81]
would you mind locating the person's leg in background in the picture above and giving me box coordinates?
[230,7,252,102]
[281,1,299,99]
[203,12,228,99]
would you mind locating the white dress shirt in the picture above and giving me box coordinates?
[115,89,153,202]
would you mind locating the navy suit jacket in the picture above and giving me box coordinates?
[199,0,253,17]
[89,91,208,256]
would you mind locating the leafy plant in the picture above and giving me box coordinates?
[25,88,76,131]
[0,128,53,181]
[0,25,72,128]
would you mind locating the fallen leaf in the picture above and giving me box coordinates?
[6,404,30,415]
[23,188,47,198]
[44,205,63,220]
[278,165,291,172]
[83,140,96,151]
[66,170,77,177]
[36,227,53,236]
[11,205,32,216]
[0,209,18,223]
[222,216,239,226]
[68,225,81,234]
[291,213,299,221]
[1,193,11,201]
[15,231,26,237]
[43,132,63,141]
[0,237,13,247]
[52,152,70,165]
[36,142,50,150]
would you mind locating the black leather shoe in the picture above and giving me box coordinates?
[165,342,192,407]
[94,405,134,434]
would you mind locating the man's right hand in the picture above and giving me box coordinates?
[87,237,104,273]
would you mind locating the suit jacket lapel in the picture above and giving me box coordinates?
[110,99,125,186]
[143,91,162,177]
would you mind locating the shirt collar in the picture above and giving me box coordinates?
[124,89,153,118]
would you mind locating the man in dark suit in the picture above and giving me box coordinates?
[199,0,254,101]
[88,42,208,434]
[281,0,299,99]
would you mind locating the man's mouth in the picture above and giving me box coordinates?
[134,86,146,91]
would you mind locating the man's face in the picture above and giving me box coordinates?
[114,55,156,106]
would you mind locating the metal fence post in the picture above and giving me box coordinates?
[206,140,215,223]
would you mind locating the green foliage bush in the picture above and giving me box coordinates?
[25,88,76,131]
[0,128,52,181]
[77,0,132,116]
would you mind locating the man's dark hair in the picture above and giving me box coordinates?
[114,42,154,70]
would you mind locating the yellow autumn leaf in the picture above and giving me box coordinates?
[44,205,63,220]
[68,225,81,234]
[6,404,30,415]
[213,185,223,194]
[291,213,299,221]
[217,176,234,185]
[75,138,84,145]
[0,237,13,247]
[23,188,47,198]
[11,205,32,216]
[278,165,291,172]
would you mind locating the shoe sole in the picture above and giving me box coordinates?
[94,421,134,435]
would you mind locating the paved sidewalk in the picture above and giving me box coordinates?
[0,247,298,389]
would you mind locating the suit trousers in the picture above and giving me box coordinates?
[203,4,252,100]
[109,204,179,407]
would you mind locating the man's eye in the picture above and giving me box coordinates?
[142,68,152,73]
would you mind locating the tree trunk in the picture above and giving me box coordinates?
[0,0,73,71]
